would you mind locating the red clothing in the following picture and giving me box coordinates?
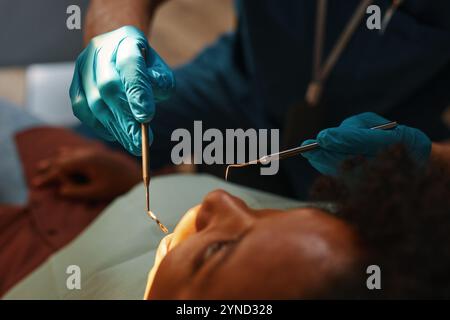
[0,127,135,296]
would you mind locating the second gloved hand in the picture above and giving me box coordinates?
[70,26,175,155]
[301,112,431,176]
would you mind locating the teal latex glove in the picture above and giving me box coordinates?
[69,26,175,155]
[301,112,432,176]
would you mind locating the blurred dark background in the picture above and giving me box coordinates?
[0,0,88,66]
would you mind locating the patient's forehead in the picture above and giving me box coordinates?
[251,207,358,255]
[257,206,349,233]
[253,208,360,283]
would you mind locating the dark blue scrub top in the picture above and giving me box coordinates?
[152,1,450,198]
[235,0,450,141]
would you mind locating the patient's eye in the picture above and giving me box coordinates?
[203,240,234,262]
[195,233,247,273]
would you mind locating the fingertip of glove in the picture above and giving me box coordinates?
[317,127,355,148]
[317,128,332,146]
[301,149,323,161]
[134,114,154,124]
[129,98,155,123]
[127,126,153,156]
[301,139,316,146]
[127,143,142,156]
[300,139,316,158]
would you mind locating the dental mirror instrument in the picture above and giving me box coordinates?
[225,121,398,180]
[141,123,169,233]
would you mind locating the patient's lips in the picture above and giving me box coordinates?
[147,210,169,234]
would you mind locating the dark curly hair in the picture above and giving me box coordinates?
[311,145,450,299]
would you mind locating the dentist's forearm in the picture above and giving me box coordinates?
[84,0,167,44]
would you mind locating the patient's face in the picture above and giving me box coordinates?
[149,190,361,299]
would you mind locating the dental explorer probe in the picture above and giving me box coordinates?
[141,123,169,233]
[225,121,398,180]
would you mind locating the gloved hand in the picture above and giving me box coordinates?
[69,26,175,155]
[301,112,432,176]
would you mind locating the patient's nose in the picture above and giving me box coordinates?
[196,190,253,232]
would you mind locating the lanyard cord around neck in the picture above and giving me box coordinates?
[306,0,374,106]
